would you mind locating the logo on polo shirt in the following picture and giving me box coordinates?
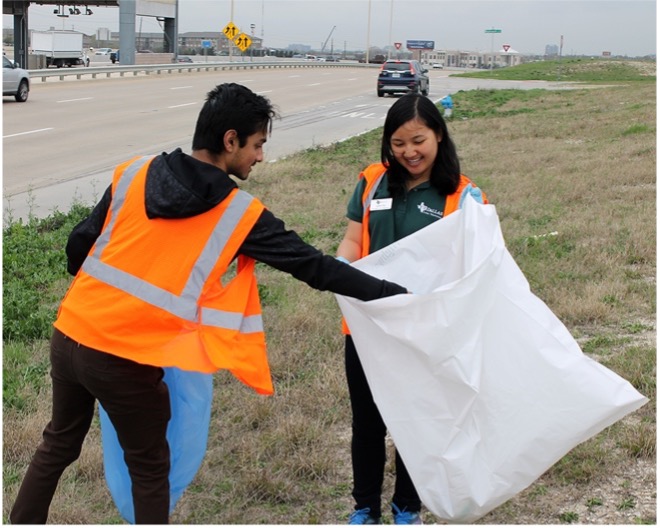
[418,202,443,219]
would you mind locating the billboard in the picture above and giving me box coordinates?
[406,40,435,50]
[136,0,176,18]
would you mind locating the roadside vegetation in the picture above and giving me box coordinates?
[3,60,655,524]
[453,57,656,82]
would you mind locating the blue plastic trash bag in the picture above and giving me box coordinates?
[99,367,213,523]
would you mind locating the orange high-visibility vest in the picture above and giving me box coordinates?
[357,162,488,258]
[342,162,488,334]
[54,155,274,395]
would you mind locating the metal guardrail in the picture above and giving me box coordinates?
[28,60,378,82]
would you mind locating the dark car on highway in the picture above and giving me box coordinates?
[377,59,429,97]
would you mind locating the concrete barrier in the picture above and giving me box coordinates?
[135,53,174,65]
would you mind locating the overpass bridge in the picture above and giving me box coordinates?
[3,0,177,68]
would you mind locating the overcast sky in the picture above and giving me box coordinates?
[4,0,657,56]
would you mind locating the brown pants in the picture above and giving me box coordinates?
[10,328,171,524]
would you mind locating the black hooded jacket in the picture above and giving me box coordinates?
[66,149,407,301]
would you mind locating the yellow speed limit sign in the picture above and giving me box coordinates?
[234,33,252,52]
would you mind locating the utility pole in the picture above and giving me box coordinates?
[366,0,372,64]
[229,0,234,62]
[557,34,564,80]
[250,23,255,61]
[387,0,393,59]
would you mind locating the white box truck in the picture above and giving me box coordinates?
[31,30,85,68]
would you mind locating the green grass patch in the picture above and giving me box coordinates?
[453,58,655,83]
[623,124,653,136]
[447,88,548,119]
[3,204,91,341]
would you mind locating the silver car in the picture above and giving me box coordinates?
[3,56,30,102]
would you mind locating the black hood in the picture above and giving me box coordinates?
[145,148,237,219]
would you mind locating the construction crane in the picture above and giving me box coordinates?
[321,25,336,53]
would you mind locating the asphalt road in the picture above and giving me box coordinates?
[3,65,567,221]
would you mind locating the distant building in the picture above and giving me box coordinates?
[421,48,522,69]
[545,44,559,57]
[287,43,312,53]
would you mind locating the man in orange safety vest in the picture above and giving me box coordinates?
[10,83,408,525]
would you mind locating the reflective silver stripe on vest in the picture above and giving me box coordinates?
[200,309,263,333]
[362,171,386,212]
[181,191,253,300]
[82,156,264,333]
[91,156,152,257]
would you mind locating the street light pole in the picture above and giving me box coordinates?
[250,23,255,61]
[366,0,371,64]
[387,0,393,59]
[229,0,234,62]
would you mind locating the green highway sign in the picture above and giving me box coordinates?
[485,29,502,33]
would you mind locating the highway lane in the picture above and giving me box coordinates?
[3,68,386,196]
[3,66,569,220]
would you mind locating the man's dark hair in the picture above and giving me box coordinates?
[381,92,461,197]
[192,83,278,153]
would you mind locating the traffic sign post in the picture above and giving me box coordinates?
[234,33,252,53]
[223,21,252,59]
[223,22,238,40]
[202,39,211,62]
[484,28,502,70]
[223,22,238,61]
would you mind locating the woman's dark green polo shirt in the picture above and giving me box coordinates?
[346,172,447,253]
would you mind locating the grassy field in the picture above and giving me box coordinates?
[453,57,656,82]
[3,59,656,524]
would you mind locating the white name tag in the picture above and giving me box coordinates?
[370,198,393,211]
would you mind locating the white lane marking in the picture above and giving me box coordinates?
[3,128,54,139]
[171,86,193,90]
[57,97,93,103]
[307,83,321,86]
[168,102,198,108]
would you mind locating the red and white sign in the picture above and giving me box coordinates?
[394,42,402,50]
[503,44,510,52]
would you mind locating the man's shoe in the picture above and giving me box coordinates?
[392,503,422,525]
[348,507,380,524]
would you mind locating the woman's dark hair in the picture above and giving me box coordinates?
[192,83,278,153]
[381,93,461,197]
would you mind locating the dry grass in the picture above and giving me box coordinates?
[3,81,655,524]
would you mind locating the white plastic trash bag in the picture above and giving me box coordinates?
[99,367,213,524]
[336,196,648,523]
